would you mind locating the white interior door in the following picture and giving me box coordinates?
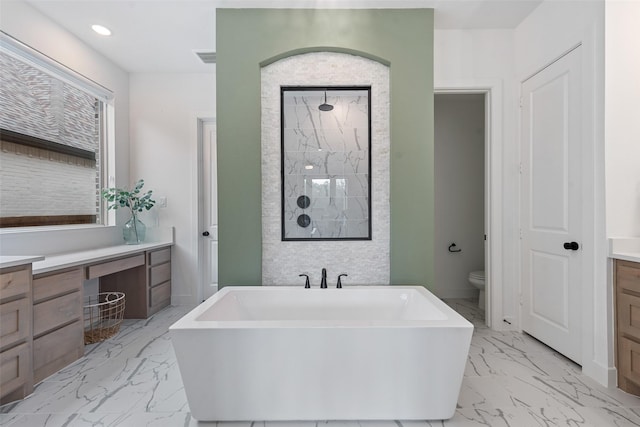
[520,47,582,364]
[200,119,218,300]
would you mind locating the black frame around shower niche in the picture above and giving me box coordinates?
[281,86,372,241]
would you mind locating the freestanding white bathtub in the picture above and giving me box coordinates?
[170,286,473,421]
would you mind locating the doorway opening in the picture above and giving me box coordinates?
[434,93,488,325]
[434,83,504,329]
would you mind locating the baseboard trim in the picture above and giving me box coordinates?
[583,360,617,388]
[171,295,199,306]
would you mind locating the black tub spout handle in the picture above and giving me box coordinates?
[337,274,348,288]
[299,274,310,289]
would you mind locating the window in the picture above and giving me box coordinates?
[0,34,114,227]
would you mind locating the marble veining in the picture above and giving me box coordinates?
[2,300,640,426]
[282,89,370,240]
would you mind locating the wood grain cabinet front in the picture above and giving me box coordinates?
[0,265,33,404]
[616,260,640,395]
[147,248,171,316]
[32,268,84,384]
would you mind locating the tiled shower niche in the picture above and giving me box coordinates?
[281,87,371,240]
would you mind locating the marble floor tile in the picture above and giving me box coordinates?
[469,330,556,356]
[3,300,640,427]
[0,412,196,427]
[464,347,581,378]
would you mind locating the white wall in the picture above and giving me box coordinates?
[434,94,485,299]
[434,28,518,328]
[515,0,610,386]
[129,73,216,305]
[605,0,640,238]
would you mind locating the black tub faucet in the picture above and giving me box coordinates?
[337,274,348,288]
[320,268,327,288]
[299,274,310,289]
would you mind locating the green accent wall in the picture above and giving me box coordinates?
[217,9,434,288]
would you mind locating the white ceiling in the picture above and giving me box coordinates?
[23,0,542,73]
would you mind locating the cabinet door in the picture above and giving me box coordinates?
[616,260,640,395]
[149,248,171,266]
[620,337,640,388]
[0,266,31,301]
[33,268,82,303]
[0,298,30,351]
[0,342,31,402]
[33,292,82,337]
[150,263,170,287]
[33,320,83,383]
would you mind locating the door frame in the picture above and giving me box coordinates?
[197,116,217,303]
[435,80,503,330]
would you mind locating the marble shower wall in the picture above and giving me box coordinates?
[282,88,370,239]
[262,52,390,286]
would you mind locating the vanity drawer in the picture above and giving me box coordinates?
[33,320,83,383]
[149,248,171,266]
[620,336,640,387]
[617,260,640,295]
[0,298,30,351]
[150,263,171,287]
[33,291,82,337]
[87,254,145,279]
[617,292,640,341]
[0,266,31,301]
[0,342,31,401]
[150,281,171,308]
[33,268,83,303]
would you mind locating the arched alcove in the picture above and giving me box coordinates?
[261,51,390,286]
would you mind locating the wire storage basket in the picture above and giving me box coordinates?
[83,292,125,344]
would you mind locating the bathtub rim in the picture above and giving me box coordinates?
[169,285,474,330]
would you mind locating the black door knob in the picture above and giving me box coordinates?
[563,241,579,250]
[202,231,210,237]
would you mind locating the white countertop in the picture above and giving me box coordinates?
[32,240,173,275]
[0,255,45,269]
[609,238,640,263]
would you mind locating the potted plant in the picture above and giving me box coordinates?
[102,179,155,244]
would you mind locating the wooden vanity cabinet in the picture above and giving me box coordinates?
[31,268,84,384]
[97,247,171,318]
[615,259,640,395]
[148,248,171,316]
[0,244,172,403]
[0,265,33,404]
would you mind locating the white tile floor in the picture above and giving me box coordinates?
[2,298,640,426]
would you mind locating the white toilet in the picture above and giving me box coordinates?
[468,270,485,310]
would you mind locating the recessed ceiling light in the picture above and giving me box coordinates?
[91,25,112,36]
